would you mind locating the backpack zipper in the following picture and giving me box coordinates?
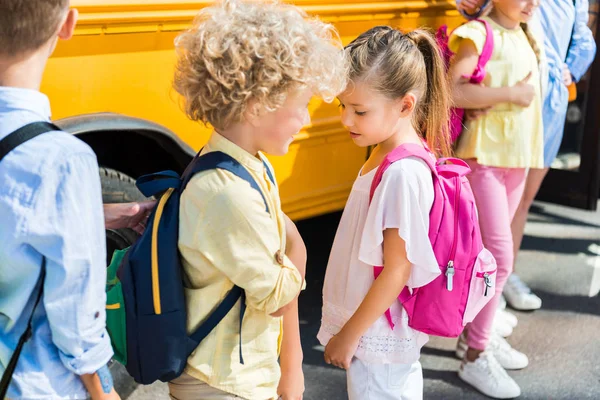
[484,272,492,296]
[475,269,497,296]
[445,176,461,291]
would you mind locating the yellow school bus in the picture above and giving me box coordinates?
[43,0,462,250]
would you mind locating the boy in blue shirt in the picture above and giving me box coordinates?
[0,1,142,398]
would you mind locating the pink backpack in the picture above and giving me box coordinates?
[436,19,494,143]
[369,144,497,338]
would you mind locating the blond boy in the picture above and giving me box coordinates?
[0,1,122,399]
[170,1,347,399]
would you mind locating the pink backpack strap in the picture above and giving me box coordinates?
[369,144,436,203]
[465,19,494,84]
[369,144,437,329]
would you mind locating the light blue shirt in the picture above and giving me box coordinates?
[0,87,113,399]
[540,0,596,166]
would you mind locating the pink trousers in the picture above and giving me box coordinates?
[465,160,526,350]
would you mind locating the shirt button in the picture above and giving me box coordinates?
[275,250,284,265]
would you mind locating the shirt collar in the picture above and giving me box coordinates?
[207,131,265,174]
[0,87,51,121]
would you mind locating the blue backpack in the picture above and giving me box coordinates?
[105,151,275,384]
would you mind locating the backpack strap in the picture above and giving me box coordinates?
[0,259,46,398]
[259,153,276,187]
[0,122,58,396]
[189,286,246,363]
[465,19,494,84]
[0,122,60,163]
[369,144,436,203]
[136,170,182,198]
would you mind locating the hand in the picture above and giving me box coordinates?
[277,365,305,400]
[104,201,156,234]
[563,64,573,87]
[509,72,535,107]
[465,107,491,120]
[323,329,360,370]
[458,0,485,14]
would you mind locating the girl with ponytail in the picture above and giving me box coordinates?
[448,0,546,398]
[317,26,451,399]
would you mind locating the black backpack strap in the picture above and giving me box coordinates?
[189,286,247,364]
[0,258,46,398]
[0,123,56,396]
[0,122,60,163]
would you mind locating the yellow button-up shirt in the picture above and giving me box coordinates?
[178,132,303,400]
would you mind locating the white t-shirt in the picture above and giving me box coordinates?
[317,157,441,364]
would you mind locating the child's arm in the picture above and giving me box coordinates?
[323,228,411,370]
[278,299,304,400]
[270,215,307,318]
[188,184,304,317]
[450,39,535,109]
[565,0,596,83]
[277,214,306,400]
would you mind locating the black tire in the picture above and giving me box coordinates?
[100,167,148,264]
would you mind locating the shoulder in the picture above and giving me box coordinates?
[6,130,98,178]
[449,20,489,55]
[376,157,433,202]
[182,167,266,216]
[37,130,97,164]
[384,157,432,183]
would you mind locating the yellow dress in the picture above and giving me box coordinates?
[450,17,544,169]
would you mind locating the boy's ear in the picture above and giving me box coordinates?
[398,92,417,117]
[244,100,262,128]
[57,9,79,41]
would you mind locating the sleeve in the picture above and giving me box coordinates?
[566,0,596,82]
[186,180,303,315]
[358,160,440,290]
[449,20,488,55]
[28,151,113,375]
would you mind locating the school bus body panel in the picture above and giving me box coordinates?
[44,1,461,220]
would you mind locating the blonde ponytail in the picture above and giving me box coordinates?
[520,22,541,65]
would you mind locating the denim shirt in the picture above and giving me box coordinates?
[0,87,113,399]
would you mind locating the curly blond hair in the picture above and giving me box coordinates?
[173,0,347,130]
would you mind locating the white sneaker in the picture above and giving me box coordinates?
[498,294,507,310]
[459,352,522,399]
[497,309,518,328]
[456,333,528,370]
[488,334,529,370]
[493,314,514,338]
[504,274,542,311]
